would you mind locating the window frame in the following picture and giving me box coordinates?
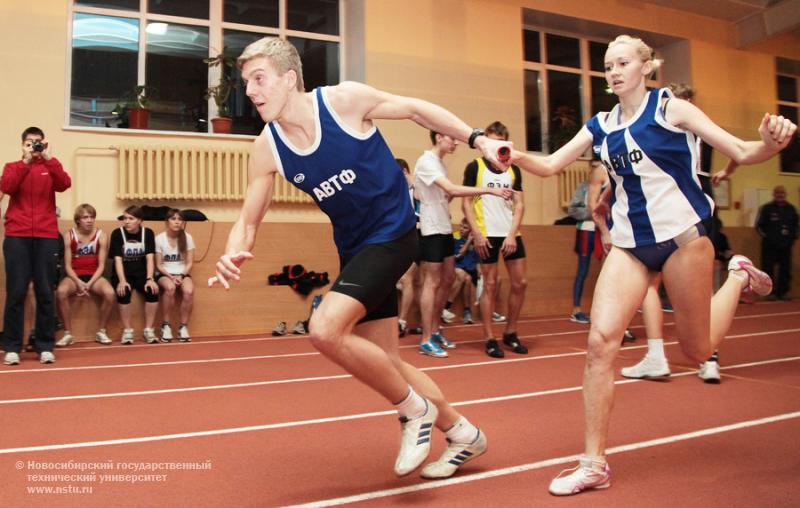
[776,62,800,175]
[522,27,659,154]
[65,0,345,136]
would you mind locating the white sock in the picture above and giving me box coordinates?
[582,454,607,471]
[445,416,479,444]
[394,386,427,419]
[647,339,665,360]
[398,319,407,327]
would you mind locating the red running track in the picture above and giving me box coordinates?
[0,301,798,507]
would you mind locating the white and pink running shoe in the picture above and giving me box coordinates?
[549,456,611,496]
[728,255,772,296]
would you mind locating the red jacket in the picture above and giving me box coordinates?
[1,157,71,238]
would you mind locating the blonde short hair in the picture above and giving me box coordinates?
[73,203,96,224]
[608,35,663,75]
[237,37,304,92]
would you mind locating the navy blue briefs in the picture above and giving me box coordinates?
[625,220,709,272]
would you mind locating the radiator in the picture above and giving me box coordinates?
[558,159,591,209]
[116,145,313,203]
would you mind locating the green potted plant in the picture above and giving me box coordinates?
[204,48,237,134]
[116,85,156,129]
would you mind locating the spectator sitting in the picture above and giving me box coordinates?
[155,208,195,342]
[110,205,159,344]
[55,204,115,346]
[445,219,480,324]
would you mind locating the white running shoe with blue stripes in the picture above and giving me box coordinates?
[395,400,439,476]
[420,429,488,479]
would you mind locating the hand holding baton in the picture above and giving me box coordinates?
[497,146,511,164]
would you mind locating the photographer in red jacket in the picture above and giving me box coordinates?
[1,127,71,365]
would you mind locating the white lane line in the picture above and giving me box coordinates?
[40,316,580,352]
[0,352,319,375]
[286,410,800,508]
[0,329,797,404]
[0,374,352,405]
[21,310,800,352]
[3,324,797,376]
[0,356,796,453]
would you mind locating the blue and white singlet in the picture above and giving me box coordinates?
[583,87,714,248]
[265,87,416,258]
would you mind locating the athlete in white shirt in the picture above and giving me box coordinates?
[414,131,513,358]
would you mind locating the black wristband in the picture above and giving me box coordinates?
[468,128,484,149]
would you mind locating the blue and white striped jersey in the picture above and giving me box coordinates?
[265,87,416,258]
[582,87,713,248]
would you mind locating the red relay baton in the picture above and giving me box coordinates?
[497,146,511,163]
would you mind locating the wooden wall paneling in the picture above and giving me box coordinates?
[0,224,792,343]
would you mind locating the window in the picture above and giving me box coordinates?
[777,58,800,174]
[522,29,659,153]
[68,0,341,134]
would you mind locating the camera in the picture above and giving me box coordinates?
[31,140,46,152]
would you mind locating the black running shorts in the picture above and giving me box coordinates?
[111,273,159,304]
[419,233,455,263]
[331,228,418,323]
[479,236,527,264]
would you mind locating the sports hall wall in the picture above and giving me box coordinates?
[0,1,798,225]
[0,1,798,339]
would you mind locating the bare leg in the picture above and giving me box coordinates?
[479,263,498,339]
[144,301,159,329]
[433,257,456,329]
[504,258,527,334]
[158,278,177,324]
[419,261,443,339]
[641,273,664,340]
[447,268,466,306]
[118,303,132,329]
[460,273,473,310]
[308,292,410,403]
[662,237,746,361]
[55,278,78,332]
[90,279,116,329]
[356,316,459,430]
[584,248,649,457]
[398,264,417,325]
[179,277,194,324]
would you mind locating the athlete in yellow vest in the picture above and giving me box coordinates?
[462,121,528,358]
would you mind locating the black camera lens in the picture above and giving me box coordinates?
[31,141,45,152]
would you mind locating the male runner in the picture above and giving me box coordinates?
[209,37,512,479]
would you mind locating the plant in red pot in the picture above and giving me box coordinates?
[119,85,156,130]
[204,48,237,134]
